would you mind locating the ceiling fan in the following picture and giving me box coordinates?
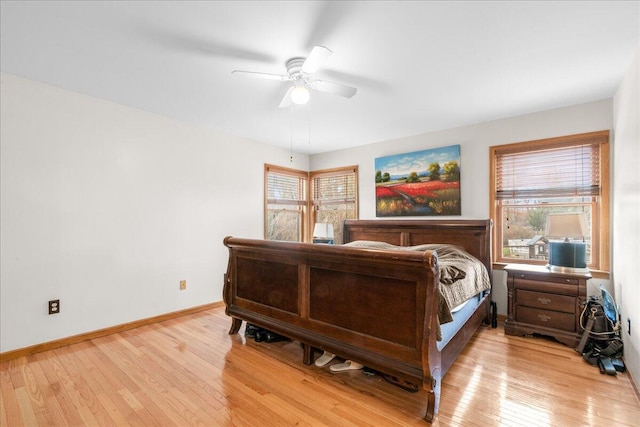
[232,45,357,108]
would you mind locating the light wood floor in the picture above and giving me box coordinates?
[2,307,639,426]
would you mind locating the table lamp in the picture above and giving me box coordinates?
[545,213,588,272]
[313,223,334,244]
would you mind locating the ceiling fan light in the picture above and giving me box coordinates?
[291,85,310,105]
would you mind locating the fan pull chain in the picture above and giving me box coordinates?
[308,101,311,145]
[289,104,294,162]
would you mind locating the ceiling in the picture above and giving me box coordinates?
[1,1,638,155]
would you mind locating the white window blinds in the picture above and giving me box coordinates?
[312,171,356,206]
[267,172,306,206]
[495,143,601,200]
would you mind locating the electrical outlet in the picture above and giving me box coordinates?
[48,299,60,315]
[180,280,186,290]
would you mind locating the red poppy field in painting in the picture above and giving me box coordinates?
[376,180,460,216]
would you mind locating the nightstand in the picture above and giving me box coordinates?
[504,264,591,347]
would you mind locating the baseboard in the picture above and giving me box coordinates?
[0,301,223,363]
[628,363,640,403]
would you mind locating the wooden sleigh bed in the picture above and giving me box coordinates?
[223,219,493,422]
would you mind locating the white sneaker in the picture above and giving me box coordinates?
[314,351,336,367]
[330,360,364,372]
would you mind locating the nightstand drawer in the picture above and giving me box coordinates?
[511,272,579,286]
[516,290,575,313]
[517,306,575,332]
[513,278,579,295]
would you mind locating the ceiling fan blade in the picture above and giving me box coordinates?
[231,70,289,81]
[301,45,332,74]
[311,80,357,98]
[279,87,294,108]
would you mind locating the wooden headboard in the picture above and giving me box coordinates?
[343,219,493,277]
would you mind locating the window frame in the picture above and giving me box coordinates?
[264,164,359,243]
[310,166,359,244]
[489,130,610,276]
[264,164,309,242]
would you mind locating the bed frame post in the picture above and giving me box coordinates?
[422,251,442,422]
[223,239,243,335]
[424,372,441,422]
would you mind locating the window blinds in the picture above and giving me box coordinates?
[267,172,306,205]
[313,171,356,205]
[495,143,601,200]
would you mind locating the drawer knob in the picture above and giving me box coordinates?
[566,279,571,283]
[538,314,551,322]
[538,297,551,305]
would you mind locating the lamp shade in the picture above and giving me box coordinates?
[545,213,588,240]
[545,213,589,271]
[313,223,334,239]
[549,242,587,269]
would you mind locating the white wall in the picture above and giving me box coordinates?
[0,73,309,353]
[310,99,613,316]
[613,51,640,384]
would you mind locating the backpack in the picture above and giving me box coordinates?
[577,287,624,375]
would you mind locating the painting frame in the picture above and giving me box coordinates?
[375,145,461,217]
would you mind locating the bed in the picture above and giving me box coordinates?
[223,219,493,423]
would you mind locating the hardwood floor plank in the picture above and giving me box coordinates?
[1,307,639,426]
[23,355,68,426]
[479,337,635,425]
[95,393,135,426]
[0,394,10,427]
[94,338,197,426]
[128,389,177,426]
[14,387,38,426]
[71,344,147,426]
[50,348,111,426]
[133,341,226,423]
[31,352,84,426]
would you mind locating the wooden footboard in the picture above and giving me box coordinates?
[223,238,443,421]
[223,219,492,423]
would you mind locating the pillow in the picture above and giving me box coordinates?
[343,240,400,250]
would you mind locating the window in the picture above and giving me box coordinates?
[264,164,358,244]
[311,166,358,244]
[265,165,307,242]
[490,131,610,273]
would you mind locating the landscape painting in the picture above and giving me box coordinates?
[375,145,461,217]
